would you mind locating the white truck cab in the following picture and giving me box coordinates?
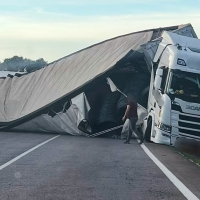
[144,31,200,146]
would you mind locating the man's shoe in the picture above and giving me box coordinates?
[124,140,130,144]
[139,135,144,144]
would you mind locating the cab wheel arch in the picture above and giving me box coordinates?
[144,117,152,142]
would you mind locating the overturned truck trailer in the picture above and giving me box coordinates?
[0,24,197,139]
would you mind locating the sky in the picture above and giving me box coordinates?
[0,0,200,63]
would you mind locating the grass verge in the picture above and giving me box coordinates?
[179,152,200,166]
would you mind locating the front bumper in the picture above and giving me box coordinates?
[151,126,171,145]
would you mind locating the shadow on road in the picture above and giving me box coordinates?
[175,138,200,157]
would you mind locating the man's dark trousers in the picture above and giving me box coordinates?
[126,117,138,142]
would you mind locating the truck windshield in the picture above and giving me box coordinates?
[167,69,200,103]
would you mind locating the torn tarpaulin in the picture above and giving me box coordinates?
[12,93,91,135]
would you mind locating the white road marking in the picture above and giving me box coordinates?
[140,142,199,200]
[0,135,60,171]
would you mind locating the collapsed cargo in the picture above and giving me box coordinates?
[0,24,196,138]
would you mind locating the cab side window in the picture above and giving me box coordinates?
[160,67,168,93]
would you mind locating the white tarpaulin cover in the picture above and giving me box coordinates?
[0,31,153,126]
[12,93,91,135]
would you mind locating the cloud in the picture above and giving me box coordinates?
[56,0,169,5]
[34,7,44,13]
[1,12,199,39]
[0,0,177,6]
[0,11,200,62]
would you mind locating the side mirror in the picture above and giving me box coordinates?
[154,69,163,90]
[152,89,164,106]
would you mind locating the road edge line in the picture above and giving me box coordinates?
[0,135,60,171]
[140,143,199,200]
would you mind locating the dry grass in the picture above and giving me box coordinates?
[180,152,200,166]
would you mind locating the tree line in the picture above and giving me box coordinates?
[0,56,47,73]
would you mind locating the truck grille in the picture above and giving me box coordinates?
[179,114,200,123]
[179,121,200,130]
[178,114,200,138]
[179,129,200,137]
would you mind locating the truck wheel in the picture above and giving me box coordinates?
[145,118,152,142]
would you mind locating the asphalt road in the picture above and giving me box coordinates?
[0,132,194,200]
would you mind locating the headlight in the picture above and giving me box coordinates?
[157,122,171,133]
[159,109,162,118]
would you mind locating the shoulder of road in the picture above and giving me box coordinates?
[145,141,200,198]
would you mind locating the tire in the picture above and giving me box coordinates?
[145,118,152,142]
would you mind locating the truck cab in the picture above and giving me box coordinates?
[144,31,200,146]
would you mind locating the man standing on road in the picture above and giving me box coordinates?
[122,94,141,144]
